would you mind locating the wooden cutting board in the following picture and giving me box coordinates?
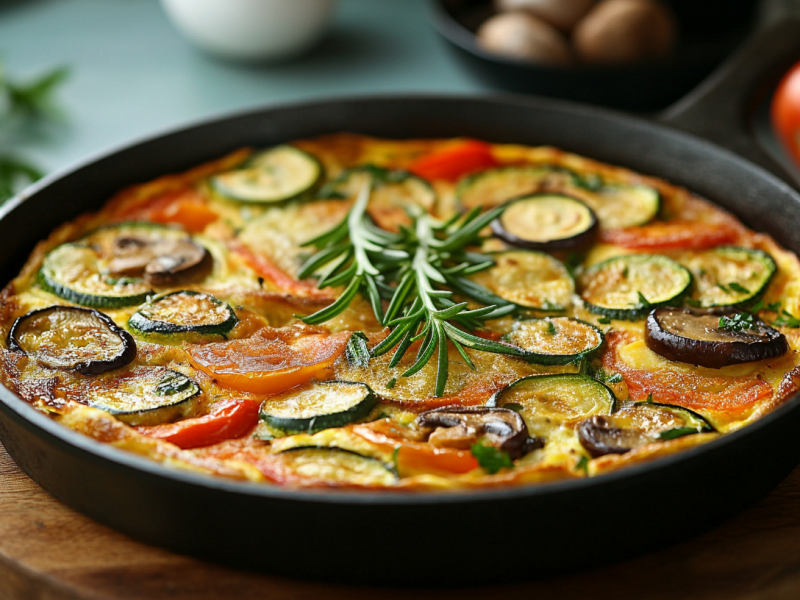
[2,441,800,600]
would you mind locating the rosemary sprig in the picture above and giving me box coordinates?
[299,179,522,396]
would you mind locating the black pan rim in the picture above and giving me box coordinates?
[2,91,800,507]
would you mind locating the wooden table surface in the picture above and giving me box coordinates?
[2,444,800,600]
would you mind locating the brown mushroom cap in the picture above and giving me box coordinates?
[577,415,651,457]
[416,406,543,459]
[107,236,212,287]
[477,12,573,66]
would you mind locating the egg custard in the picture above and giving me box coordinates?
[2,134,800,490]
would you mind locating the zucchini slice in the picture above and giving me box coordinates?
[86,367,201,426]
[277,447,396,486]
[320,164,436,231]
[260,381,377,434]
[628,400,715,438]
[491,194,598,251]
[40,243,152,308]
[581,254,692,320]
[211,145,323,204]
[456,165,580,212]
[503,317,604,366]
[8,306,136,375]
[129,291,238,338]
[581,184,660,230]
[490,373,617,422]
[680,247,776,308]
[468,250,574,311]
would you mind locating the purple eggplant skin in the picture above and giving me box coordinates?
[8,306,137,375]
[644,307,788,370]
[490,194,599,252]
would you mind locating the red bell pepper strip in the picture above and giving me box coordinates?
[409,140,499,182]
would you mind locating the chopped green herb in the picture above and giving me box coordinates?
[471,441,513,474]
[636,291,651,308]
[644,393,654,404]
[345,331,371,367]
[728,282,750,294]
[767,302,782,313]
[774,310,800,328]
[595,368,623,385]
[598,316,612,324]
[391,446,401,473]
[717,283,731,294]
[503,402,524,412]
[575,455,589,475]
[154,372,194,396]
[386,377,397,389]
[659,427,701,441]
[718,312,756,332]
[545,320,557,335]
[751,299,764,312]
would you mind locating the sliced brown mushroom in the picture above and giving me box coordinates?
[416,406,543,459]
[577,415,652,458]
[107,236,212,287]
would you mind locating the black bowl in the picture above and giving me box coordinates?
[430,0,757,112]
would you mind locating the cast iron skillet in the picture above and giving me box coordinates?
[1,20,800,586]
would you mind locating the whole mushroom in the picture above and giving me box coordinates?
[573,0,676,65]
[494,0,596,32]
[477,12,573,66]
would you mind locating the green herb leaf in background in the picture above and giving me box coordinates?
[471,441,513,474]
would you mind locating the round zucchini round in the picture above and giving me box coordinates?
[581,184,660,230]
[129,291,238,338]
[503,317,604,366]
[211,145,323,204]
[581,254,692,320]
[277,447,397,486]
[468,250,574,311]
[85,367,201,426]
[680,246,776,308]
[455,165,579,212]
[259,380,376,434]
[8,305,137,375]
[489,373,617,422]
[491,194,598,251]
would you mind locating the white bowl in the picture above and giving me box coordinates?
[160,0,338,63]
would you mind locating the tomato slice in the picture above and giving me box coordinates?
[137,398,261,449]
[150,199,219,232]
[603,331,773,413]
[231,241,333,299]
[352,420,478,476]
[600,220,739,250]
[409,140,499,182]
[188,328,349,394]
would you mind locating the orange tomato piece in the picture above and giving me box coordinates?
[150,199,218,232]
[603,331,773,413]
[600,220,739,250]
[772,59,800,167]
[409,140,499,182]
[137,398,261,449]
[188,327,349,395]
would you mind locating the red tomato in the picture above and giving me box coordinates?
[772,60,800,167]
[138,398,261,449]
[409,140,499,182]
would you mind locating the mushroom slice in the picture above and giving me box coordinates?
[416,406,543,459]
[645,306,788,369]
[107,236,212,287]
[577,415,652,458]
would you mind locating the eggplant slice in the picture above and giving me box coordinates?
[8,306,136,375]
[645,306,788,369]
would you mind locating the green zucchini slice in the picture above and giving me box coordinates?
[468,250,574,311]
[581,254,692,320]
[503,317,604,366]
[40,243,152,308]
[8,306,136,375]
[86,367,201,426]
[211,145,323,204]
[129,291,238,338]
[490,373,617,422]
[581,184,660,230]
[629,400,715,439]
[277,447,396,485]
[455,165,580,212]
[680,247,776,308]
[491,194,598,251]
[260,380,377,434]
[319,164,436,231]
